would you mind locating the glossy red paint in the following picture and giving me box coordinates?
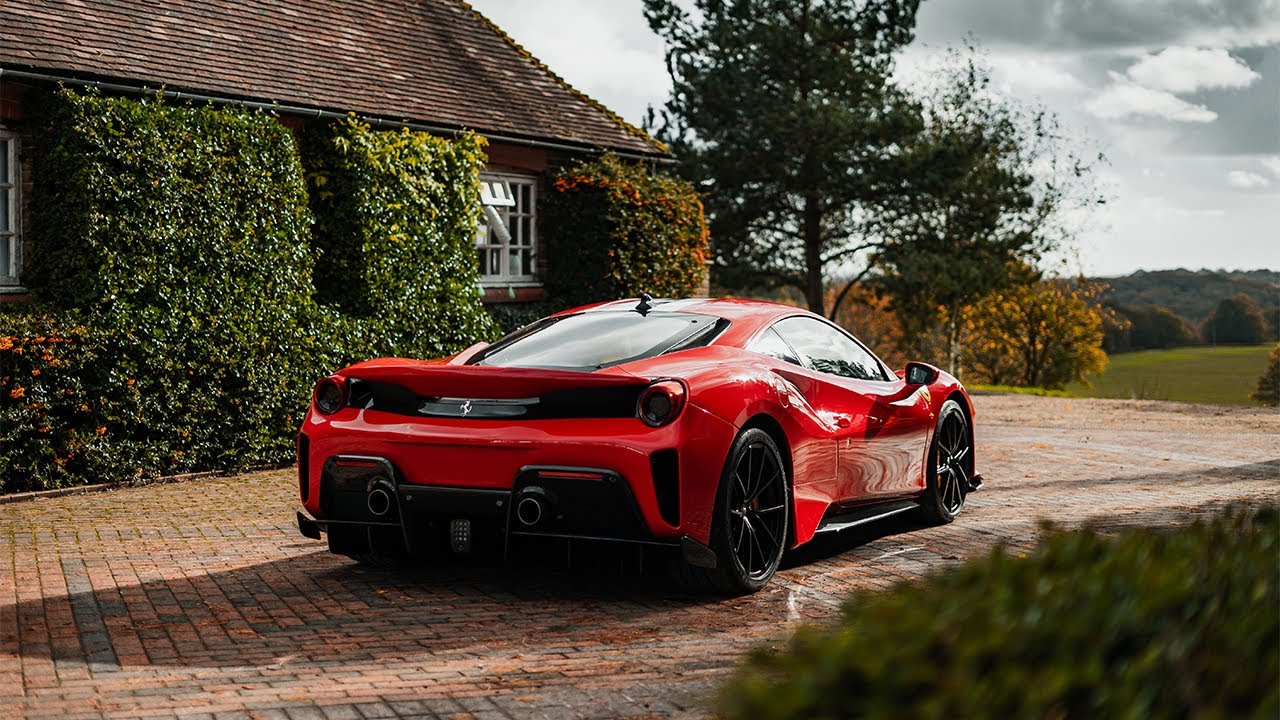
[298,297,977,563]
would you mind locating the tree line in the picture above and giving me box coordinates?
[1106,293,1279,353]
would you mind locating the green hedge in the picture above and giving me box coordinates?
[722,506,1279,719]
[2,91,505,492]
[0,309,156,491]
[541,154,708,307]
[306,119,498,357]
[22,88,335,485]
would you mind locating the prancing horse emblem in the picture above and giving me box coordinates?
[460,400,472,417]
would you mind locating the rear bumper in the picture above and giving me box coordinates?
[297,403,738,545]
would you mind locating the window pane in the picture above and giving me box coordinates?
[774,317,886,381]
[747,327,801,365]
[477,311,716,370]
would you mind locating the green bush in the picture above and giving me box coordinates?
[722,506,1279,720]
[0,308,156,492]
[1253,343,1279,406]
[542,154,708,307]
[306,119,498,357]
[26,88,336,478]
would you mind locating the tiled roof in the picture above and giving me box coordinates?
[0,0,666,157]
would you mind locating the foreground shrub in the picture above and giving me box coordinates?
[27,88,334,476]
[306,119,499,357]
[722,506,1279,719]
[542,154,708,306]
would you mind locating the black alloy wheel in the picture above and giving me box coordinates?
[678,427,790,595]
[918,399,972,523]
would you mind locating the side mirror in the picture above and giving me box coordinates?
[904,362,938,386]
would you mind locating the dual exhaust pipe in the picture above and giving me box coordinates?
[366,481,554,529]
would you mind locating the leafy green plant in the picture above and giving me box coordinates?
[722,506,1279,720]
[542,153,708,307]
[26,88,336,480]
[305,119,499,358]
[0,308,157,492]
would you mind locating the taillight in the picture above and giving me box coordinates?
[313,376,347,415]
[637,380,686,427]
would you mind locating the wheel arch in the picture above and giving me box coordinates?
[738,412,796,545]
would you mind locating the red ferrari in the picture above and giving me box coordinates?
[296,297,980,593]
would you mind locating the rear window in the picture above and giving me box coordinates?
[472,311,725,371]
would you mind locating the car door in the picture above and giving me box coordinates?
[772,316,933,503]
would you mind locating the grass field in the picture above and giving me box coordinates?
[1068,344,1274,405]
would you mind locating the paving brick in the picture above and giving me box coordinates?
[2,396,1277,719]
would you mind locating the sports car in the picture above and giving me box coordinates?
[296,296,981,593]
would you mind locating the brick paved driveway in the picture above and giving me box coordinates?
[3,395,1277,720]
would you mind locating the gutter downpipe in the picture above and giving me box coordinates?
[0,67,676,166]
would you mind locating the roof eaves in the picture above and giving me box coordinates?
[456,0,669,156]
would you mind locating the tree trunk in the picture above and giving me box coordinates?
[803,193,824,314]
[947,316,961,377]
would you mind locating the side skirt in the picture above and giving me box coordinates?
[813,499,919,535]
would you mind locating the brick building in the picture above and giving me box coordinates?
[0,0,672,304]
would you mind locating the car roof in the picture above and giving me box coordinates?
[557,297,812,345]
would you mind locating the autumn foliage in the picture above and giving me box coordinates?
[542,154,708,307]
[960,280,1115,389]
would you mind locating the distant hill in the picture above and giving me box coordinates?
[1094,269,1280,325]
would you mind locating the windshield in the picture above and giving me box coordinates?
[472,311,725,370]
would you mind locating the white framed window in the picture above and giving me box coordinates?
[0,130,19,287]
[477,173,537,285]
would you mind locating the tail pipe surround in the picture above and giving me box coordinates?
[514,486,555,528]
[367,478,396,517]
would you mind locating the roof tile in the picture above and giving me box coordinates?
[0,0,665,156]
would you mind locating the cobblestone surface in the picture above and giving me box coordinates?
[2,395,1277,719]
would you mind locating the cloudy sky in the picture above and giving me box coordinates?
[468,0,1279,277]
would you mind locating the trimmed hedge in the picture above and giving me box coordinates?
[306,119,499,357]
[542,154,708,307]
[22,88,335,485]
[0,309,154,491]
[3,91,504,492]
[722,506,1279,719]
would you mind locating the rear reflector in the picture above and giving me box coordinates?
[536,470,605,481]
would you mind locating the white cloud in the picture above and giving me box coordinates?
[467,0,671,126]
[988,54,1083,93]
[1227,170,1273,189]
[1085,72,1217,122]
[1126,47,1261,94]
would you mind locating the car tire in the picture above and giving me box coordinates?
[677,427,790,595]
[916,399,972,524]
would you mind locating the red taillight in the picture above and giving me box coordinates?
[637,380,686,427]
[313,376,347,415]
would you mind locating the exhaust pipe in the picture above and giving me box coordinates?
[367,479,395,517]
[515,487,553,528]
